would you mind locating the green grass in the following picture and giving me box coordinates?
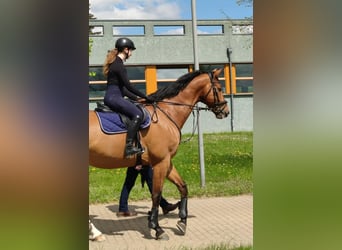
[89,132,253,204]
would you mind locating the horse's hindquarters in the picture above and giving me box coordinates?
[89,111,137,169]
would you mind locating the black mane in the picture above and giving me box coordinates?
[148,70,204,101]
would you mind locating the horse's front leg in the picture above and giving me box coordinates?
[167,163,188,235]
[148,161,169,240]
[148,192,169,240]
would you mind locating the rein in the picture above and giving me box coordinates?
[150,102,182,140]
[145,72,227,144]
[147,101,207,144]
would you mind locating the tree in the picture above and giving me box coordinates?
[237,0,253,7]
[89,4,99,56]
[89,4,96,77]
[89,4,97,35]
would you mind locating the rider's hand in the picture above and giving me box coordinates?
[135,165,142,171]
[145,96,155,103]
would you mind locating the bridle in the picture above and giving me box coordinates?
[146,72,228,143]
[200,72,228,117]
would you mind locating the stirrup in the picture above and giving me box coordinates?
[125,146,144,158]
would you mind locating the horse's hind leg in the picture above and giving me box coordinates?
[89,220,105,242]
[167,164,188,235]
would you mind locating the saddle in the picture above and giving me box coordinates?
[94,101,151,134]
[94,101,151,153]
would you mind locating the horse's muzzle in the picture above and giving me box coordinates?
[215,110,229,119]
[212,101,229,119]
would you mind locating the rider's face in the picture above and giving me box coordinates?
[124,48,133,59]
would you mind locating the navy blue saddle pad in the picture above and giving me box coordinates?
[95,109,151,135]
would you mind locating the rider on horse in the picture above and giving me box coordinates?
[103,38,153,157]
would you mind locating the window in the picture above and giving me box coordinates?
[89,66,105,81]
[199,64,226,93]
[157,67,188,89]
[197,25,223,35]
[232,25,253,35]
[88,66,146,100]
[154,25,185,35]
[235,64,253,93]
[89,66,106,100]
[89,26,104,36]
[126,66,147,94]
[89,84,106,100]
[126,66,145,80]
[113,26,145,36]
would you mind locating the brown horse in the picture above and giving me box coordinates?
[89,68,229,240]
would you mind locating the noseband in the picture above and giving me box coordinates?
[200,72,227,116]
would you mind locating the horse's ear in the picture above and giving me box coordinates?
[212,68,223,77]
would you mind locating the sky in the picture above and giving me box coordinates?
[89,0,253,20]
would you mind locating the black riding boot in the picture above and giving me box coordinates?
[125,115,144,157]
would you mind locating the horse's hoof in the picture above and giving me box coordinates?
[177,221,186,235]
[90,234,106,242]
[156,231,169,241]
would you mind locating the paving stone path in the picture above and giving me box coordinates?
[89,195,253,250]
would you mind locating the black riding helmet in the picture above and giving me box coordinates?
[115,37,136,51]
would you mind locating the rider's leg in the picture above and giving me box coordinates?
[125,114,143,157]
[104,95,144,157]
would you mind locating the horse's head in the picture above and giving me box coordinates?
[199,68,230,119]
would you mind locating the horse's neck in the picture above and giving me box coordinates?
[163,79,204,129]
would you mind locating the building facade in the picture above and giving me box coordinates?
[89,19,253,132]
